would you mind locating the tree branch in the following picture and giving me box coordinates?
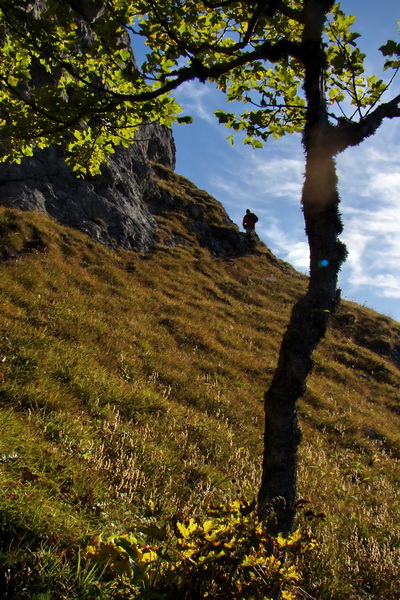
[121,38,303,102]
[0,0,304,129]
[274,0,305,23]
[201,0,305,23]
[333,93,400,153]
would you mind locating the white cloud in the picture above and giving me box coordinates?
[286,242,310,270]
[209,137,304,204]
[210,175,251,202]
[341,227,374,273]
[258,215,309,271]
[244,152,304,203]
[337,127,400,306]
[175,81,218,124]
[344,271,400,299]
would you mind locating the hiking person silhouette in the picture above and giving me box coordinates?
[242,209,258,236]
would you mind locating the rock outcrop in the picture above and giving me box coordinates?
[0,122,176,253]
[0,121,258,259]
[0,2,250,258]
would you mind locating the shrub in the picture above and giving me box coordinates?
[84,499,316,599]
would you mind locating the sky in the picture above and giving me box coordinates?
[165,1,400,322]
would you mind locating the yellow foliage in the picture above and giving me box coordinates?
[177,517,199,539]
[84,499,314,598]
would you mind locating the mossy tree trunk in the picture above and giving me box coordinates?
[257,147,346,533]
[257,0,347,534]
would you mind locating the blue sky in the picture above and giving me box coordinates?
[166,2,400,322]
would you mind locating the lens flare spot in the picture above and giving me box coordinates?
[318,259,329,268]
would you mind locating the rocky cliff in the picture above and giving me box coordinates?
[0,122,176,253]
[0,2,252,258]
[0,117,257,259]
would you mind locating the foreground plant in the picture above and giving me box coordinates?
[83,499,316,599]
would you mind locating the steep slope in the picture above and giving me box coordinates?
[0,169,399,600]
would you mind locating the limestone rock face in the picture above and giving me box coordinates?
[0,122,176,252]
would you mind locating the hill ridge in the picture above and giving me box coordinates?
[0,168,399,599]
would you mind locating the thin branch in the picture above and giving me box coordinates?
[245,96,307,113]
[295,587,320,600]
[0,4,104,93]
[202,0,243,8]
[144,0,304,59]
[114,37,303,101]
[327,24,363,119]
[0,0,304,139]
[202,0,305,23]
[242,2,278,48]
[274,0,305,23]
[363,65,400,118]
[0,75,87,129]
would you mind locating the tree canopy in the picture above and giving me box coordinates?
[1,1,399,175]
[0,0,181,174]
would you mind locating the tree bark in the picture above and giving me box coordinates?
[257,148,345,534]
[257,0,348,534]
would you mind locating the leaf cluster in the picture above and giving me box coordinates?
[84,499,316,599]
[0,0,182,175]
[0,1,399,173]
[137,0,399,147]
[380,27,400,71]
[325,5,388,119]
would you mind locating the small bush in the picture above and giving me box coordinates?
[84,499,316,599]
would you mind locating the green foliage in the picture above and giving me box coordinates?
[324,5,389,114]
[140,1,399,145]
[0,1,183,175]
[0,1,398,173]
[84,499,315,599]
[380,35,400,70]
[2,542,111,600]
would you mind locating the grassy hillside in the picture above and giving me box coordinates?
[0,168,399,599]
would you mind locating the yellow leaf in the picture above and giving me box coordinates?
[202,519,214,533]
[177,518,198,539]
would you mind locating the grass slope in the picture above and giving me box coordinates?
[0,168,399,599]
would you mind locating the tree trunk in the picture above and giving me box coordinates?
[257,146,346,534]
[257,0,346,534]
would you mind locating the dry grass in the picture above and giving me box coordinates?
[0,169,399,599]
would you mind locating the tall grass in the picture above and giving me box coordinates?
[0,167,399,599]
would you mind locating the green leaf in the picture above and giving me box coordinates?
[379,39,400,56]
[177,115,193,124]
